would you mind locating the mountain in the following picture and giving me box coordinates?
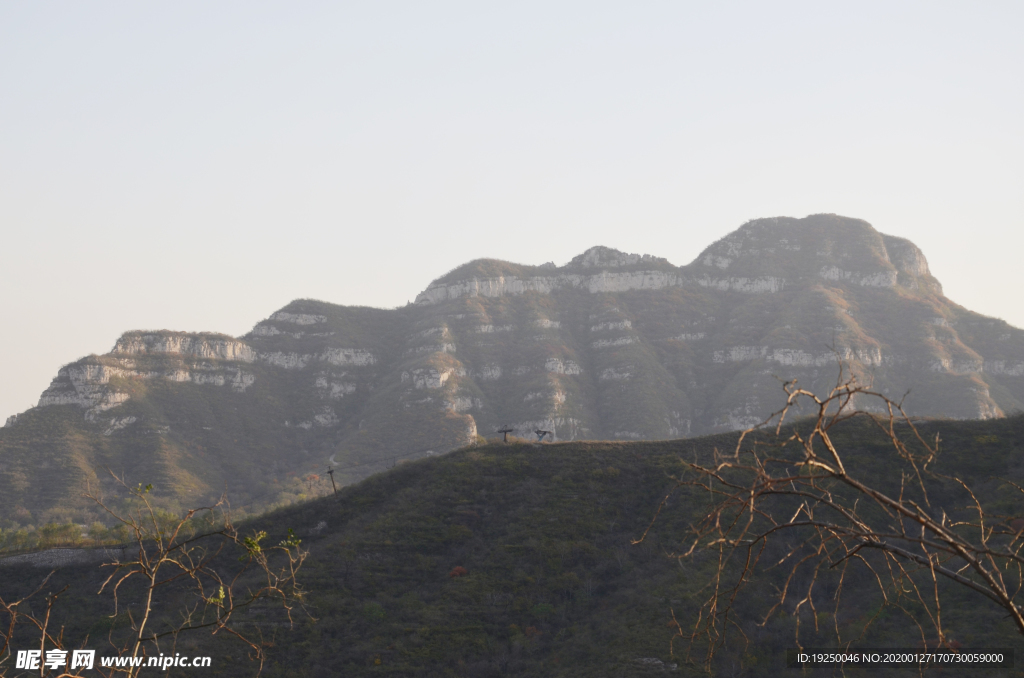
[2,214,1023,523]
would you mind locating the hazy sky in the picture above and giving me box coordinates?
[2,2,1022,423]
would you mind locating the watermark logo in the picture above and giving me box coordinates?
[16,649,94,670]
[15,649,210,671]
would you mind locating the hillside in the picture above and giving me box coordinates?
[2,214,1024,523]
[2,416,1024,676]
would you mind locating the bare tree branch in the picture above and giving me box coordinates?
[642,360,1024,669]
[1,472,309,677]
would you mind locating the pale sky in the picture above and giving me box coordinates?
[2,2,1022,423]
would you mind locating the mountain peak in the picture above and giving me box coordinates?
[691,214,938,292]
[566,246,667,269]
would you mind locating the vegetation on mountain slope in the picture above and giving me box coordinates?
[3,415,1023,676]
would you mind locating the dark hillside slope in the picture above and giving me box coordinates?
[3,416,1024,676]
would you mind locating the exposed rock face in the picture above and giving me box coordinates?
[3,214,1023,522]
[113,333,258,362]
[37,348,258,419]
[269,312,327,325]
[414,270,688,304]
[38,363,136,415]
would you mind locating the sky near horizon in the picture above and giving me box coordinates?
[1,2,1022,423]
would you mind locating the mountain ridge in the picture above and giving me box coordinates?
[417,215,940,304]
[2,213,1022,523]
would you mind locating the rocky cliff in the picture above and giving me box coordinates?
[2,214,1022,523]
